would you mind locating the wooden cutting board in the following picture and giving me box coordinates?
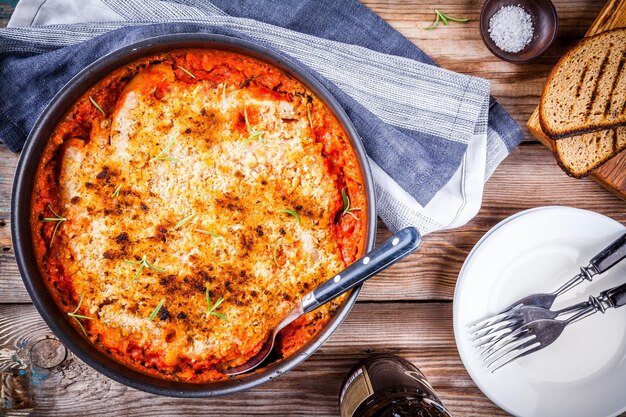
[527,0,626,198]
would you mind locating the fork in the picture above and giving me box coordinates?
[478,280,626,372]
[469,230,626,337]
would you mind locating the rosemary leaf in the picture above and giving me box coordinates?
[424,9,468,30]
[206,289,228,322]
[69,314,94,320]
[43,204,66,247]
[442,11,469,23]
[72,316,88,337]
[112,184,122,198]
[239,108,265,151]
[194,229,221,237]
[273,237,283,267]
[125,255,165,281]
[438,10,449,25]
[130,262,145,282]
[307,103,313,130]
[89,96,105,115]
[149,299,165,321]
[46,204,64,219]
[341,188,350,212]
[212,296,224,311]
[211,312,228,322]
[67,292,94,336]
[70,291,86,315]
[150,137,178,162]
[177,65,197,79]
[341,188,361,219]
[174,214,196,229]
[276,209,301,225]
[145,259,166,273]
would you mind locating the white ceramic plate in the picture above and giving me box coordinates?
[453,206,626,417]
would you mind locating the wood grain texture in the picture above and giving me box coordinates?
[0,303,508,417]
[527,0,626,197]
[365,0,606,141]
[2,1,626,416]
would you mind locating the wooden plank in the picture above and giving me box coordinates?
[527,0,626,196]
[362,0,606,141]
[0,3,14,27]
[3,143,626,304]
[0,302,507,416]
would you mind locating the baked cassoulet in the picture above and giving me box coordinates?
[31,49,367,382]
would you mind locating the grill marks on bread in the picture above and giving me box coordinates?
[540,28,626,177]
[540,28,626,138]
[552,127,626,177]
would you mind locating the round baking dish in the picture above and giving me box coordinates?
[11,33,376,397]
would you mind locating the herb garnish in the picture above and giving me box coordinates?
[424,10,469,30]
[195,229,221,237]
[150,137,180,163]
[112,184,122,198]
[89,96,105,116]
[177,65,197,79]
[67,291,93,337]
[238,76,255,89]
[341,188,361,220]
[239,108,265,150]
[222,83,228,103]
[43,204,66,247]
[307,103,313,130]
[206,288,227,322]
[149,299,165,321]
[174,214,196,229]
[273,237,283,267]
[276,209,301,225]
[124,255,166,281]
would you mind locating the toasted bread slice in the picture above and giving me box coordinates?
[540,28,626,138]
[553,127,626,177]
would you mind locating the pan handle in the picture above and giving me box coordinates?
[301,227,421,314]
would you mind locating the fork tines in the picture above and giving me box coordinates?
[479,327,542,372]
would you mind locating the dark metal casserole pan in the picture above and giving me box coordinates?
[11,33,376,397]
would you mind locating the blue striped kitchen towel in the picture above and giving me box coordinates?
[0,0,523,234]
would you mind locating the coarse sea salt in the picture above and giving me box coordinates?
[488,5,534,53]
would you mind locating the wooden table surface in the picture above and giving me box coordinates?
[1,1,623,416]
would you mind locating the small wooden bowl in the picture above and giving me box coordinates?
[480,0,558,63]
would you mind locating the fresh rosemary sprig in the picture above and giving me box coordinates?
[239,108,265,150]
[150,137,180,163]
[177,65,197,79]
[341,188,361,220]
[276,209,301,225]
[194,229,221,237]
[273,237,283,267]
[424,9,469,30]
[89,96,105,116]
[112,184,122,198]
[149,299,165,321]
[174,214,196,229]
[43,204,66,247]
[124,255,166,281]
[206,288,227,322]
[67,291,93,337]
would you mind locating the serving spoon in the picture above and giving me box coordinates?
[224,227,421,376]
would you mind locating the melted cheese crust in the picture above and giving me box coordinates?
[31,50,366,382]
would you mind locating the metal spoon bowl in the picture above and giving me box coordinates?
[224,227,422,376]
